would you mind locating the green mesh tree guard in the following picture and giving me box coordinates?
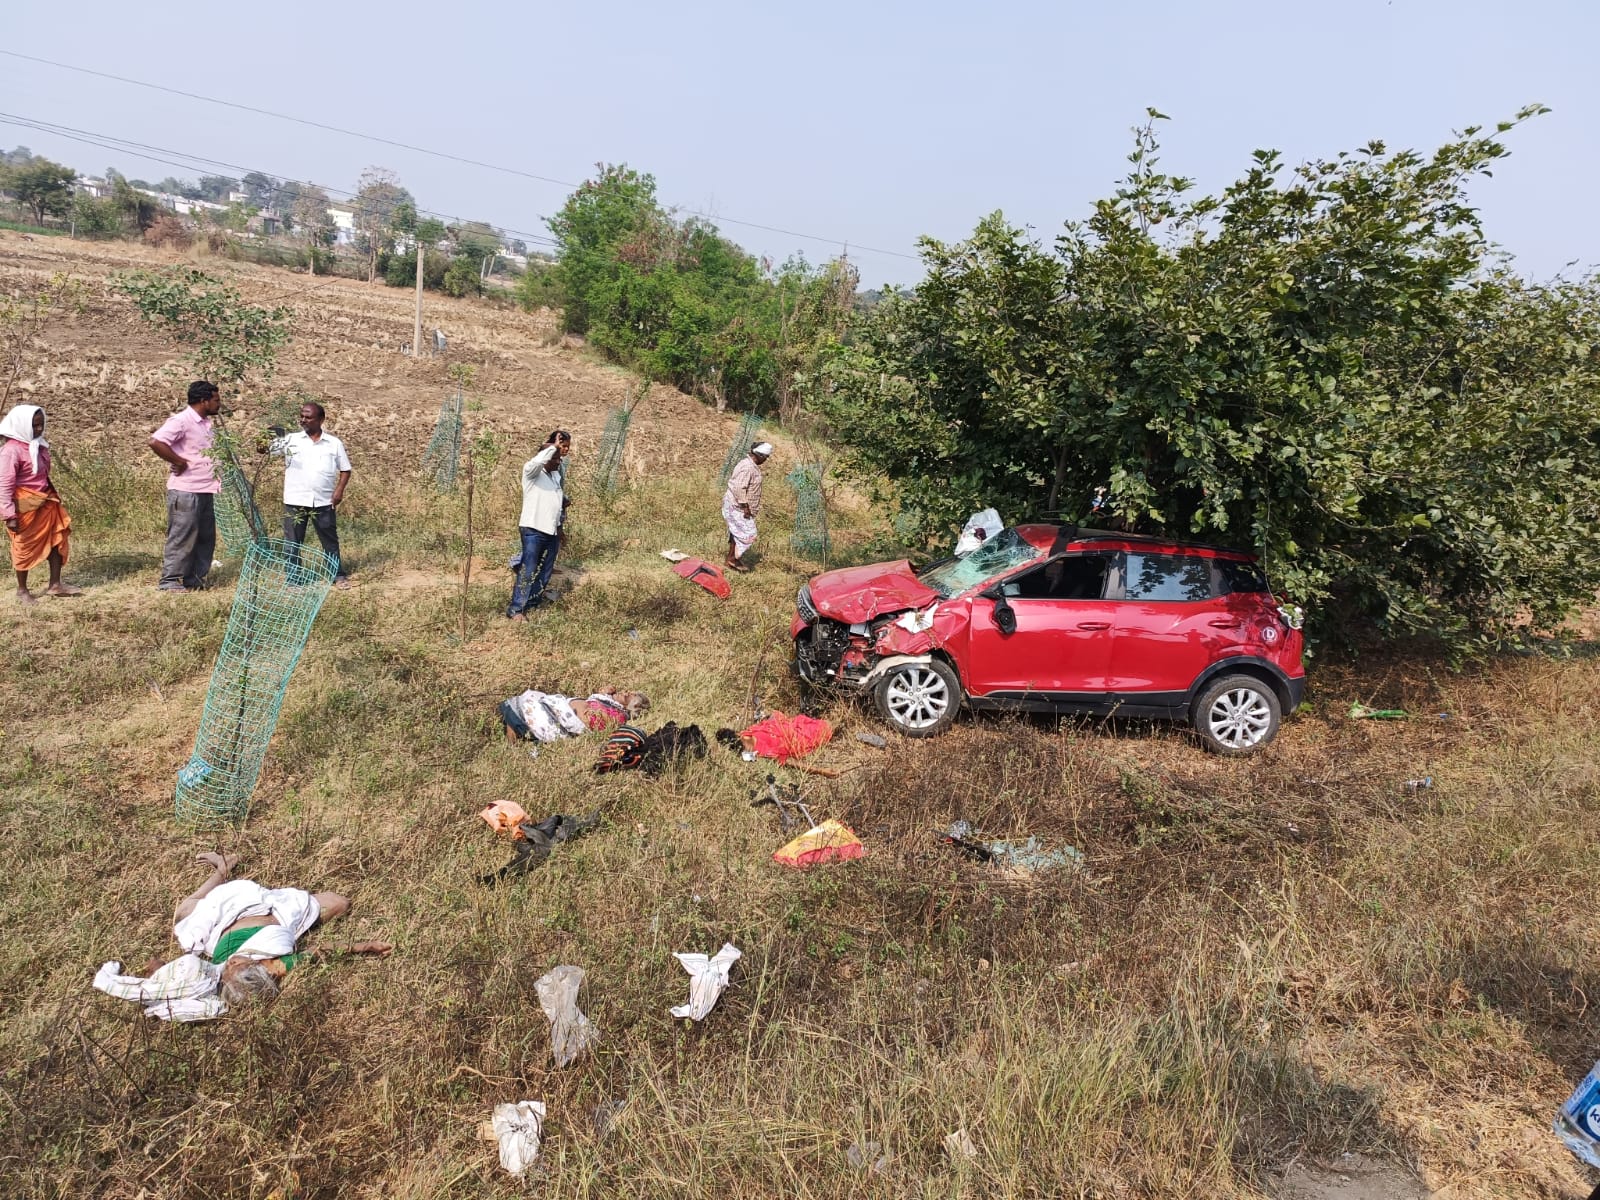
[788,462,831,563]
[592,405,631,497]
[421,391,464,491]
[718,411,763,488]
[213,444,269,551]
[175,537,339,827]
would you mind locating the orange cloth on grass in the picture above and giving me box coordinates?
[480,799,529,837]
[6,488,70,572]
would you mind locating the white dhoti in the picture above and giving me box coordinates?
[722,492,757,557]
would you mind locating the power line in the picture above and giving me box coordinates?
[0,46,919,262]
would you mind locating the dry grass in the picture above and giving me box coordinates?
[3,236,1600,1198]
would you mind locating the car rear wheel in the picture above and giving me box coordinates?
[1192,674,1281,755]
[874,660,961,738]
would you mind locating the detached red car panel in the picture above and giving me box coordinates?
[792,525,1305,754]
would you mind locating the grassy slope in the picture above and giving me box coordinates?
[2,458,1597,1199]
[1,241,1598,1198]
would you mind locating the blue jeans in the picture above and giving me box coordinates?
[507,527,560,615]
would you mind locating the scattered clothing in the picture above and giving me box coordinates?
[773,819,866,868]
[671,556,731,599]
[480,812,602,884]
[670,942,741,1021]
[738,712,834,764]
[490,1100,546,1178]
[173,878,321,963]
[480,798,530,835]
[92,954,225,1022]
[593,722,707,775]
[535,964,599,1067]
[955,509,1003,555]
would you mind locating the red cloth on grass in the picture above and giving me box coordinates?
[738,712,833,764]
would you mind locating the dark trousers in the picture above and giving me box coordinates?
[507,527,560,615]
[284,505,343,577]
[159,491,216,590]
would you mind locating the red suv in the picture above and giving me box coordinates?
[792,525,1305,754]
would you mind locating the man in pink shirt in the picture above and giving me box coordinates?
[148,381,223,593]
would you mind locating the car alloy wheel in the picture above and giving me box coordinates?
[1206,686,1274,750]
[884,666,950,730]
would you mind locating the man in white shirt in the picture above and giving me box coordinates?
[507,429,570,621]
[268,402,353,588]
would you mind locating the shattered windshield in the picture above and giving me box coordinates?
[918,528,1043,598]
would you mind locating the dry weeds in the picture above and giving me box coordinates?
[1,235,1598,1199]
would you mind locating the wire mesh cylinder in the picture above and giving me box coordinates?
[788,462,830,563]
[213,449,268,552]
[421,391,463,492]
[592,405,631,496]
[175,537,339,828]
[718,412,763,488]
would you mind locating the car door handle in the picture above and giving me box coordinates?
[1208,619,1242,629]
[1076,621,1111,631]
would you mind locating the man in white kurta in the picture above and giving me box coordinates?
[722,442,771,572]
[269,401,353,587]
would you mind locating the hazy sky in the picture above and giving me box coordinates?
[3,1,1595,284]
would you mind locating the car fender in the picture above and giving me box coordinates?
[1186,655,1297,710]
[858,653,945,692]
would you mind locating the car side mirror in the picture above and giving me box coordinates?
[992,594,1017,636]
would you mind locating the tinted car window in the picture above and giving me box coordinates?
[1001,554,1111,600]
[1216,559,1269,595]
[918,528,1042,598]
[1122,553,1214,602]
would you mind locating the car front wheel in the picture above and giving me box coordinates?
[1192,674,1281,755]
[874,659,961,738]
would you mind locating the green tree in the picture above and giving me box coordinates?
[291,186,337,274]
[6,157,77,225]
[825,107,1600,645]
[71,191,124,238]
[240,172,278,208]
[352,166,413,282]
[197,175,238,202]
[548,163,660,333]
[111,267,290,384]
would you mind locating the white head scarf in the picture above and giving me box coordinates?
[751,442,774,457]
[0,404,47,473]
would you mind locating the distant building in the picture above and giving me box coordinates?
[76,176,112,199]
[326,203,356,245]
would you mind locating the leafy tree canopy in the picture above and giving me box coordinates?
[823,106,1600,645]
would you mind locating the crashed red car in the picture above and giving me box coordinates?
[792,525,1305,754]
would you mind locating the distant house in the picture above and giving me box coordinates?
[247,211,282,237]
[136,188,230,218]
[326,203,357,245]
[76,176,112,199]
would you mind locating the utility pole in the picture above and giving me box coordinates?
[413,238,424,358]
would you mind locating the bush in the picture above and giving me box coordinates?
[142,214,193,250]
[70,193,124,238]
[441,254,482,298]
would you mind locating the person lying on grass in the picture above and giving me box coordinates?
[153,852,390,1007]
[500,686,650,744]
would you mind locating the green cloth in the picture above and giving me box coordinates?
[211,925,299,971]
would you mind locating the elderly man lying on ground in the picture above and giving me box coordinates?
[93,852,390,1021]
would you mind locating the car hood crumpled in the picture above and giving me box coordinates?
[806,560,940,624]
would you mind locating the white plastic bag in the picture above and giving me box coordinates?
[670,942,741,1020]
[490,1100,546,1177]
[535,964,598,1067]
[955,509,1002,555]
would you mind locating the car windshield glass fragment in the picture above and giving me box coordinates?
[919,528,1043,598]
